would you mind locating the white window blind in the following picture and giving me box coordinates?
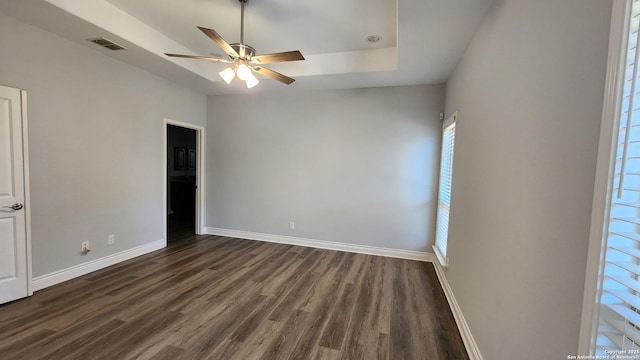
[595,0,640,354]
[434,113,456,267]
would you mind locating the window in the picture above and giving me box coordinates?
[585,0,640,355]
[434,112,457,267]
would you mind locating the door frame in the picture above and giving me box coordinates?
[22,90,33,296]
[163,118,205,237]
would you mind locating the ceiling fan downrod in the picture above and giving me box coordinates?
[240,0,247,45]
[231,0,254,60]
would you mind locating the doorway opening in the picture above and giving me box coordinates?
[164,120,204,243]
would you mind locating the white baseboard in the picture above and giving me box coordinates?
[33,239,166,291]
[204,227,432,262]
[431,259,484,360]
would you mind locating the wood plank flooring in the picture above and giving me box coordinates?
[0,234,469,360]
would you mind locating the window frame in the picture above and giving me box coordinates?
[579,0,635,354]
[434,111,457,268]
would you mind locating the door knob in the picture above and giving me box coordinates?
[4,203,23,211]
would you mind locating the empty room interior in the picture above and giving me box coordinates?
[0,0,631,359]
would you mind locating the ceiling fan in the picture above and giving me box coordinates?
[165,0,305,88]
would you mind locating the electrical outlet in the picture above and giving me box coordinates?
[81,240,90,255]
[289,221,295,230]
[108,234,115,245]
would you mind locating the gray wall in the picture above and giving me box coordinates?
[0,13,207,277]
[444,0,611,358]
[207,85,444,252]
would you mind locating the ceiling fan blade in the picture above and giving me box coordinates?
[252,66,296,85]
[165,53,232,63]
[251,50,305,64]
[197,26,239,58]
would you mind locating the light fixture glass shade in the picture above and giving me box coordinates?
[245,73,259,88]
[236,64,252,81]
[219,67,235,84]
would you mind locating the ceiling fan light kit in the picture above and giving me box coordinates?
[165,0,305,88]
[219,67,236,84]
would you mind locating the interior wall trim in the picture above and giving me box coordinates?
[431,259,484,360]
[32,239,166,291]
[204,227,432,262]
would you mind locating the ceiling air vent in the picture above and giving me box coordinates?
[86,38,127,51]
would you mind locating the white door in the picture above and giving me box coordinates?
[0,85,30,304]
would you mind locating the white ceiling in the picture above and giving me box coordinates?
[106,0,398,55]
[0,0,494,95]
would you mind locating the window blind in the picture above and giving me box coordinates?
[595,0,640,354]
[434,114,456,267]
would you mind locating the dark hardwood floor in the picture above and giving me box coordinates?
[0,234,469,360]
